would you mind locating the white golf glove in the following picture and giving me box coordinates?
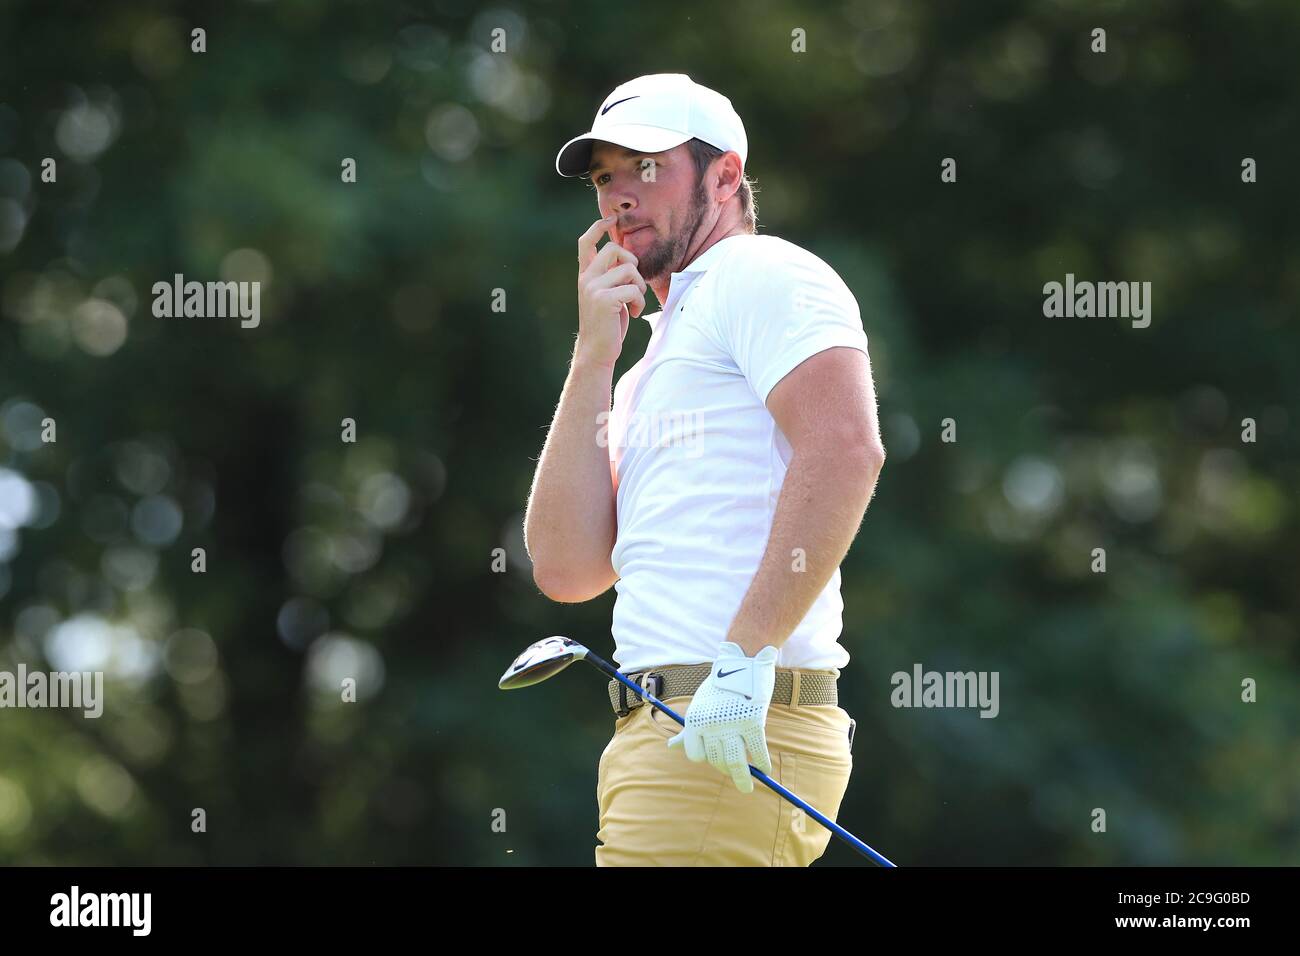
[668,642,778,793]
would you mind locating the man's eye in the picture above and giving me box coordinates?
[596,173,611,186]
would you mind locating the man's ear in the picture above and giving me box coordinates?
[715,151,744,203]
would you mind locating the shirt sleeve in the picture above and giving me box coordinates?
[709,244,869,405]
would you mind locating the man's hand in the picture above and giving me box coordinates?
[576,214,647,369]
[668,642,778,793]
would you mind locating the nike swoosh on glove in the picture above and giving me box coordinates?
[668,642,778,793]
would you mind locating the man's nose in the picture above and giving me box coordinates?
[607,186,637,214]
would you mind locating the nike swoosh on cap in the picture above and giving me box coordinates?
[601,95,640,115]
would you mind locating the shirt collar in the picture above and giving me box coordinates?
[676,233,749,276]
[644,234,751,326]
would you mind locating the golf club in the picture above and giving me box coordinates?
[499,635,897,867]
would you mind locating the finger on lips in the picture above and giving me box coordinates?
[577,218,610,270]
[578,216,646,322]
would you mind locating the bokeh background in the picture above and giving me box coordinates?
[1,0,1298,865]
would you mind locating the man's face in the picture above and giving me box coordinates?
[588,141,711,283]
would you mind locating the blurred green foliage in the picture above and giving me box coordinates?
[0,0,1297,865]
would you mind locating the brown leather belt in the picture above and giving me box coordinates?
[607,663,839,718]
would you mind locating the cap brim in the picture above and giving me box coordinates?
[554,125,693,177]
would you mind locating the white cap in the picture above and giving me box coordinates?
[555,73,748,178]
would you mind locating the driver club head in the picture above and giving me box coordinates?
[498,636,590,690]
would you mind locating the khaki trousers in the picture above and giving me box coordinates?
[595,684,854,866]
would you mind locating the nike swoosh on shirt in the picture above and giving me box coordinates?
[601,95,640,115]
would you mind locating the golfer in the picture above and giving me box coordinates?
[525,73,886,866]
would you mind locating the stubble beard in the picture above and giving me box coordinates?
[633,177,711,284]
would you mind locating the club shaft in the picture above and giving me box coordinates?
[584,650,896,868]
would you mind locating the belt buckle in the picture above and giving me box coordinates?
[616,671,664,717]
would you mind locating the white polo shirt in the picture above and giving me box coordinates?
[606,233,870,672]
